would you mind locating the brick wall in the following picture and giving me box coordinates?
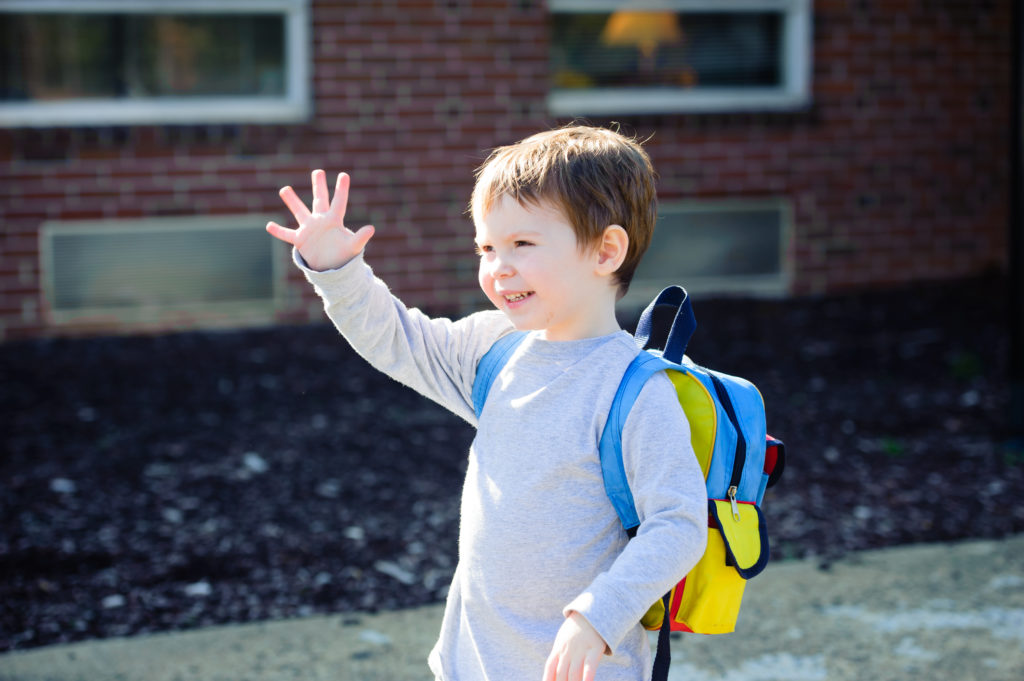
[0,0,1011,341]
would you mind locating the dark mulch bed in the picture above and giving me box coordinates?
[1,275,1019,653]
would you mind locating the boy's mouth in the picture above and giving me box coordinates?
[502,291,534,305]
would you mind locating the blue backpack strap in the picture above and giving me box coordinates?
[472,331,527,419]
[597,350,677,531]
[634,285,696,364]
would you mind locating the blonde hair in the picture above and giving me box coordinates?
[471,125,657,297]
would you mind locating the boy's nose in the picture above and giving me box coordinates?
[490,255,515,278]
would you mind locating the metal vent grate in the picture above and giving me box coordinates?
[41,215,284,326]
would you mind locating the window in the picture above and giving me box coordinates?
[40,215,286,327]
[0,0,310,127]
[549,0,811,115]
[622,198,791,306]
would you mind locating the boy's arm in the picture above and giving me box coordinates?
[563,372,709,656]
[295,251,510,422]
[268,170,512,422]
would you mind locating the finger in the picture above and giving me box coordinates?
[330,172,350,220]
[581,650,601,681]
[311,169,330,214]
[567,656,583,681]
[561,655,577,679]
[541,653,557,681]
[557,651,573,681]
[279,186,311,223]
[352,225,375,253]
[265,221,298,245]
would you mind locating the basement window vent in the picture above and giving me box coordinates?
[41,215,285,328]
[623,198,791,307]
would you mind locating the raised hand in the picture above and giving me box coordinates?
[266,170,375,272]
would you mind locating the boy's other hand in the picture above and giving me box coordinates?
[542,611,606,681]
[266,170,375,272]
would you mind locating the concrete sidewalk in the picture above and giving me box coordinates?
[2,535,1022,681]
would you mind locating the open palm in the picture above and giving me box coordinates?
[266,170,375,272]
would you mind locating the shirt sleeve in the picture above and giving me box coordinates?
[295,249,514,425]
[563,371,709,654]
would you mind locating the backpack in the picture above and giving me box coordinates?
[472,286,785,681]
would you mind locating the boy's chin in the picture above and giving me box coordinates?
[499,311,541,332]
[505,317,538,331]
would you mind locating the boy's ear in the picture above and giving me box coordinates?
[595,225,629,275]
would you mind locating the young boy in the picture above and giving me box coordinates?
[266,126,708,681]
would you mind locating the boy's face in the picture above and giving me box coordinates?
[475,195,616,341]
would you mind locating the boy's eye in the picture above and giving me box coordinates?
[514,240,533,248]
[475,244,493,256]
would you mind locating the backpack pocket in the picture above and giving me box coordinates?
[641,526,747,634]
[708,499,769,579]
[641,499,767,635]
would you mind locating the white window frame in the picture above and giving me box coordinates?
[0,0,310,127]
[548,0,812,116]
[620,197,792,309]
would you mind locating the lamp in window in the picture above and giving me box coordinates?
[600,11,683,59]
[600,11,694,87]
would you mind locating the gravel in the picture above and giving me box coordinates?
[1,275,1020,653]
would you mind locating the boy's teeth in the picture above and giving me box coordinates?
[505,292,529,302]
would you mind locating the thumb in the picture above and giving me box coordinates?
[352,224,375,253]
[265,221,297,245]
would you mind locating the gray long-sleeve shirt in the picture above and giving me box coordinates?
[296,252,708,681]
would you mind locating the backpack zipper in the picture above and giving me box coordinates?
[728,486,741,522]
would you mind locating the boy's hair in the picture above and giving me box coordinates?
[471,125,657,298]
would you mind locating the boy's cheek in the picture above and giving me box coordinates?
[477,272,500,308]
